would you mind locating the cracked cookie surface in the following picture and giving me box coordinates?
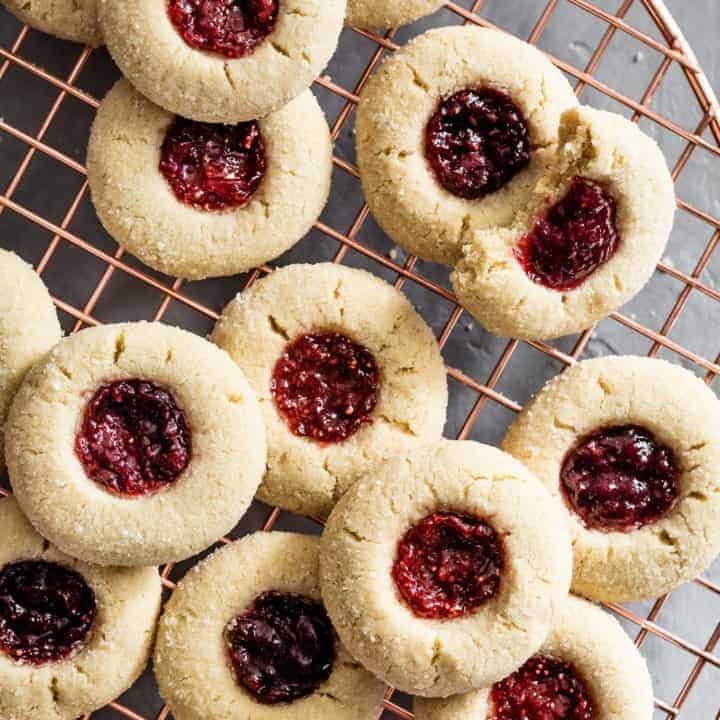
[98,0,344,122]
[502,356,720,602]
[319,440,572,697]
[154,531,386,720]
[211,263,448,519]
[87,80,332,280]
[1,0,101,46]
[346,0,443,29]
[5,321,266,567]
[0,497,161,720]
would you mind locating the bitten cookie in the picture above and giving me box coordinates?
[99,0,345,123]
[319,440,572,697]
[356,26,578,265]
[346,0,443,29]
[0,249,62,473]
[502,356,720,602]
[415,595,653,720]
[1,0,101,46]
[452,106,675,340]
[5,322,266,567]
[154,531,386,720]
[211,263,448,519]
[87,80,332,280]
[0,497,162,720]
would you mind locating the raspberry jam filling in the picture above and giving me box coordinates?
[392,511,504,619]
[560,425,679,532]
[226,591,335,704]
[425,87,531,200]
[0,560,96,665]
[271,331,380,444]
[160,117,266,211]
[515,177,620,291]
[75,379,192,497]
[490,654,595,720]
[167,0,279,58]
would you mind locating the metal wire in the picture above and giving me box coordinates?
[0,1,719,717]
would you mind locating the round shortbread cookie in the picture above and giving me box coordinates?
[502,356,720,602]
[1,0,101,46]
[0,497,162,720]
[98,0,345,123]
[211,263,448,519]
[0,249,62,474]
[356,26,578,266]
[415,595,653,720]
[452,106,675,340]
[346,0,443,29]
[154,531,386,720]
[319,440,573,697]
[5,322,267,567]
[87,80,332,280]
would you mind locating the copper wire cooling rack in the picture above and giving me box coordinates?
[1,0,720,717]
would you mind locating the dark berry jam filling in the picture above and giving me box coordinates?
[160,117,266,211]
[75,379,192,497]
[271,331,380,444]
[226,591,335,704]
[490,654,595,720]
[560,424,679,532]
[425,87,531,200]
[0,560,96,665]
[392,511,504,619]
[167,0,279,58]
[515,177,620,291]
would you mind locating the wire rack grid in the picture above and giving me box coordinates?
[0,0,719,718]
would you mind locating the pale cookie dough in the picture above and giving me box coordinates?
[99,0,345,123]
[154,531,387,720]
[0,496,162,720]
[502,356,720,603]
[87,80,333,280]
[415,594,653,720]
[0,249,62,473]
[319,440,572,697]
[211,263,448,519]
[452,106,675,340]
[356,26,578,266]
[5,322,267,567]
[1,0,101,46]
[346,0,443,29]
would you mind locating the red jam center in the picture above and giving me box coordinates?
[490,655,595,720]
[0,560,96,665]
[226,591,335,704]
[75,379,192,497]
[159,117,266,211]
[560,425,679,532]
[167,0,279,58]
[425,87,531,200]
[271,331,380,444]
[515,177,620,291]
[392,511,504,619]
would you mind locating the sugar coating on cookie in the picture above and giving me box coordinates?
[356,26,578,266]
[319,440,572,697]
[87,80,332,280]
[1,0,101,46]
[154,531,386,720]
[502,355,720,602]
[5,322,267,567]
[415,594,654,720]
[211,263,448,519]
[0,249,61,473]
[346,0,444,29]
[452,106,675,340]
[98,0,345,122]
[0,497,161,720]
